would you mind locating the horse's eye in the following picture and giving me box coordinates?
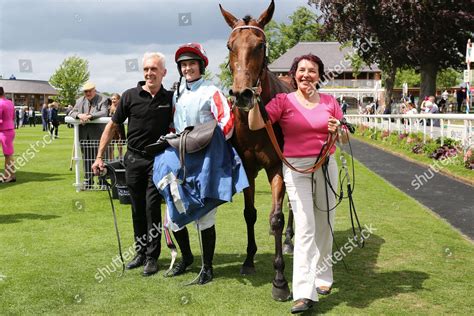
[227,43,232,51]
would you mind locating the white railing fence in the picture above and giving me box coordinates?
[65,116,127,192]
[345,114,473,148]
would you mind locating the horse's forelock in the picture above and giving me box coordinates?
[242,15,253,25]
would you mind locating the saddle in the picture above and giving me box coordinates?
[145,119,217,156]
[145,120,218,182]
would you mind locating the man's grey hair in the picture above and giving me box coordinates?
[142,52,166,68]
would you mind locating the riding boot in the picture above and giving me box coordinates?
[170,227,194,276]
[199,225,215,284]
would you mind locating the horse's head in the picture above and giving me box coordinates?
[220,0,274,111]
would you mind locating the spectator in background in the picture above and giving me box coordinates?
[28,106,36,127]
[428,96,440,127]
[456,88,466,113]
[341,99,348,114]
[66,105,74,128]
[18,106,24,128]
[0,87,16,183]
[405,102,418,115]
[439,90,449,112]
[41,104,49,131]
[108,93,126,160]
[428,96,439,113]
[15,108,20,129]
[22,106,29,127]
[68,82,109,187]
[420,96,429,112]
[49,102,60,139]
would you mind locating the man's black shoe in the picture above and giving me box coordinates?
[142,257,159,276]
[126,253,146,270]
[166,257,193,277]
[198,265,213,285]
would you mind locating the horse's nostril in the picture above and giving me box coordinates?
[229,89,235,96]
[241,89,254,100]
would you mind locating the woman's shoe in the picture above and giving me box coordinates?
[0,177,16,183]
[316,286,332,295]
[291,299,315,314]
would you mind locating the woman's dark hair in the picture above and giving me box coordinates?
[288,54,325,90]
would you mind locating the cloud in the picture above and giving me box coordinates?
[0,0,311,92]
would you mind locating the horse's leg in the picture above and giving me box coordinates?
[240,176,257,275]
[268,169,291,301]
[283,199,294,255]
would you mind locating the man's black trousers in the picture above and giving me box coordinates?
[124,151,162,259]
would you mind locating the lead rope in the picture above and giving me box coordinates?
[321,158,350,272]
[339,128,365,248]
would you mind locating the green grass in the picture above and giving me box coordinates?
[1,127,473,315]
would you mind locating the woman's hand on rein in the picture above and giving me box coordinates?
[328,116,340,134]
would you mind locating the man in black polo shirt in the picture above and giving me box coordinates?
[92,52,173,276]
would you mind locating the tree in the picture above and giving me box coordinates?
[203,69,214,82]
[436,68,462,91]
[49,56,89,106]
[394,67,461,91]
[395,68,420,88]
[218,57,233,91]
[315,0,474,105]
[265,6,328,63]
[340,41,366,78]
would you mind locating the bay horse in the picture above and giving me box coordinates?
[220,0,294,301]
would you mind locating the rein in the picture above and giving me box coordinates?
[264,120,337,174]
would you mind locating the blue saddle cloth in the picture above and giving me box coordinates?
[153,128,249,229]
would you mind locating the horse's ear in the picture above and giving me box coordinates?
[219,4,238,28]
[256,0,274,27]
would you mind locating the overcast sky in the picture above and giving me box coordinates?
[0,0,312,93]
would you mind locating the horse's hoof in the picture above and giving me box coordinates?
[272,284,291,301]
[283,243,294,255]
[240,265,256,275]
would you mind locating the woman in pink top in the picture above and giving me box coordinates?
[249,54,343,314]
[0,87,16,183]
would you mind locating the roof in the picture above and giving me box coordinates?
[0,79,58,95]
[268,42,380,73]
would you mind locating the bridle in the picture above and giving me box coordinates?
[227,24,267,109]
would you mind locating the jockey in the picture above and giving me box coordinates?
[166,42,234,284]
[173,43,234,139]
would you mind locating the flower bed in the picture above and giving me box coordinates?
[355,125,474,176]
